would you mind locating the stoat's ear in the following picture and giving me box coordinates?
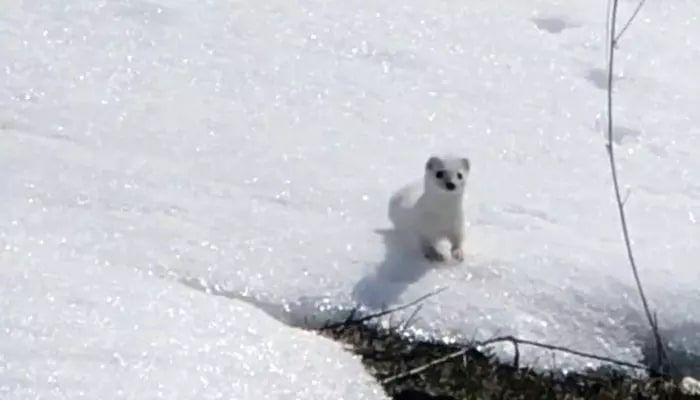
[426,156,442,171]
[461,158,471,172]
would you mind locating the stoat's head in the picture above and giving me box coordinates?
[424,155,470,195]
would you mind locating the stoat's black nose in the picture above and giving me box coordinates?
[445,182,456,191]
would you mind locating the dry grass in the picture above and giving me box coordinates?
[320,322,695,400]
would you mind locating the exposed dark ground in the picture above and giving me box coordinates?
[319,322,698,400]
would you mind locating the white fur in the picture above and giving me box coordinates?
[389,155,470,263]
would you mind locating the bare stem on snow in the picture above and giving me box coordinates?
[605,0,668,374]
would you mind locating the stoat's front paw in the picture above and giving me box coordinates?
[451,247,464,262]
[424,247,446,263]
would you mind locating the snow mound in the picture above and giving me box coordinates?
[0,259,387,399]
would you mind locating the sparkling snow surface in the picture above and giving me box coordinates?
[0,261,386,399]
[1,0,699,381]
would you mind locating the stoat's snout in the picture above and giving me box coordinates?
[426,156,470,195]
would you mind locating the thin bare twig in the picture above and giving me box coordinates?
[490,336,646,371]
[382,346,472,384]
[399,304,423,332]
[621,188,632,207]
[614,0,647,46]
[510,337,520,369]
[381,334,649,384]
[605,0,667,372]
[321,286,448,331]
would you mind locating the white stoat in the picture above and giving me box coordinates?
[389,155,471,262]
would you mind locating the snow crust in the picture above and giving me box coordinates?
[1,0,698,381]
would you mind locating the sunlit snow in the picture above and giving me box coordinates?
[1,0,698,391]
[0,261,387,399]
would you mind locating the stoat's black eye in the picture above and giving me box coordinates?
[457,172,463,180]
[435,170,444,179]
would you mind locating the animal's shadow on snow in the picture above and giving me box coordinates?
[351,228,435,309]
